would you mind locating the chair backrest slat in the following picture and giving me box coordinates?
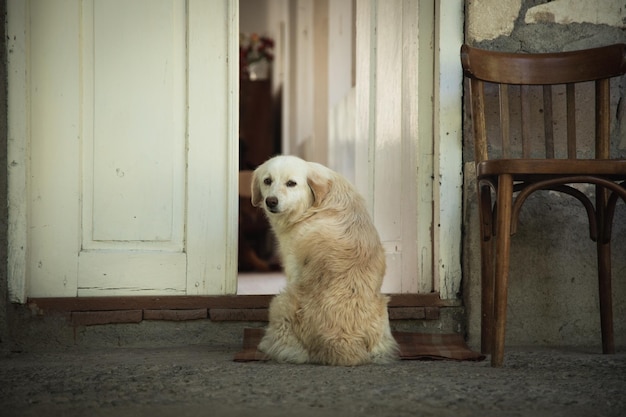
[542,85,554,158]
[520,85,531,158]
[566,83,577,159]
[596,78,610,159]
[499,84,510,158]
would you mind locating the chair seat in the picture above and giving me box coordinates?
[477,159,626,180]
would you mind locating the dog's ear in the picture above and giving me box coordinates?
[250,167,264,207]
[307,162,332,207]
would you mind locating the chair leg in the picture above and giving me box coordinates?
[479,184,494,355]
[491,174,514,367]
[597,240,615,354]
[596,186,615,354]
[480,239,494,355]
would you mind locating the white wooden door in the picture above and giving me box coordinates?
[353,0,431,294]
[332,0,463,297]
[8,0,239,300]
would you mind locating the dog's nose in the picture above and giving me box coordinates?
[265,196,278,209]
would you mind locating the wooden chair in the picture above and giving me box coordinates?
[461,44,626,367]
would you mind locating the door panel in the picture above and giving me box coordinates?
[355,0,433,294]
[85,0,186,249]
[78,252,186,296]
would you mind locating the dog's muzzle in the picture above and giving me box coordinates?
[265,196,279,213]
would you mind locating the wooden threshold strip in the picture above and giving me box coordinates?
[28,292,456,313]
[27,294,457,325]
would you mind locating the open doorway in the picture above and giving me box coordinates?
[236,0,354,295]
[235,0,460,297]
[237,0,289,294]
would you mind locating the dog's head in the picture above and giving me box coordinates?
[251,156,332,221]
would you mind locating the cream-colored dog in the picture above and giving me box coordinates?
[251,155,398,365]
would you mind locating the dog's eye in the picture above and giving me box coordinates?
[286,180,297,187]
[263,178,272,186]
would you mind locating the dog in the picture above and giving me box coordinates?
[251,155,398,365]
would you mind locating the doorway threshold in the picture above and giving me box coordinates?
[237,272,287,295]
[26,292,454,325]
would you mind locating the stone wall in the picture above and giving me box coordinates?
[463,0,626,349]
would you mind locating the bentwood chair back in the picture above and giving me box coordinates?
[461,44,626,366]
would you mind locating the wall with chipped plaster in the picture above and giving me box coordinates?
[463,0,626,349]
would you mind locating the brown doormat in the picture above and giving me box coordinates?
[234,327,485,362]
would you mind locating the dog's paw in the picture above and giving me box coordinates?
[259,333,309,364]
[369,335,400,364]
[257,335,272,354]
[370,350,399,364]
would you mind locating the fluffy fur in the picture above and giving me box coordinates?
[251,155,398,366]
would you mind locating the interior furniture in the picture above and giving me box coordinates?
[461,43,626,366]
[238,170,275,272]
[239,79,280,272]
[239,79,277,169]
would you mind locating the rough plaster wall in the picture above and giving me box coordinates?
[466,0,522,42]
[526,0,626,28]
[463,0,626,348]
[468,0,626,46]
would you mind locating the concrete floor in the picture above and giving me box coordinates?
[1,343,625,417]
